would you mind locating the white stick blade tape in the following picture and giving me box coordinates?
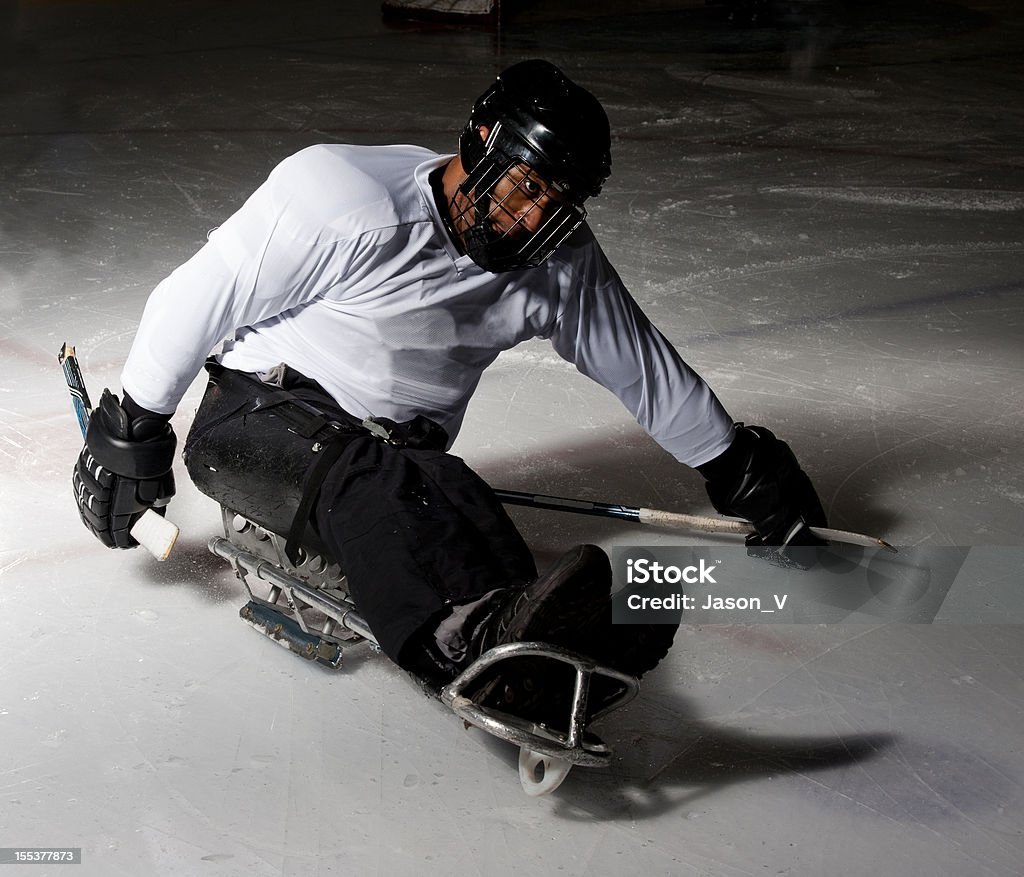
[130,509,180,561]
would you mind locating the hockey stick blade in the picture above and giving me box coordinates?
[59,343,179,561]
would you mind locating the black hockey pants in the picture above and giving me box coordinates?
[183,362,538,664]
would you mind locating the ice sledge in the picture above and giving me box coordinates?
[207,507,640,796]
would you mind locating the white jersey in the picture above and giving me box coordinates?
[122,144,734,467]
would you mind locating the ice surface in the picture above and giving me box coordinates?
[1,1,1022,875]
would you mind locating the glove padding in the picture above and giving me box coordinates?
[73,390,176,549]
[702,424,827,567]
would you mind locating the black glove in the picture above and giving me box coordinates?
[73,390,176,549]
[699,424,827,565]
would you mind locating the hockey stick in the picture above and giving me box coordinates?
[59,343,179,561]
[493,489,896,553]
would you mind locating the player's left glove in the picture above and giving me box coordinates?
[699,423,827,568]
[73,390,176,549]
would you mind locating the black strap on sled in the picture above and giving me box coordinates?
[284,433,351,566]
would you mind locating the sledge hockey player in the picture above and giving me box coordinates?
[72,59,827,719]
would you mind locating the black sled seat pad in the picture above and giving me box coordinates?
[183,361,359,560]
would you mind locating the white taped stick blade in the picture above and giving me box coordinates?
[130,509,179,561]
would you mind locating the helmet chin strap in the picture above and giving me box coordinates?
[452,165,508,269]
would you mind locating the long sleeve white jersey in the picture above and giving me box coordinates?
[122,144,734,467]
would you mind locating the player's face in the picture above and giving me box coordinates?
[444,124,588,270]
[484,161,566,240]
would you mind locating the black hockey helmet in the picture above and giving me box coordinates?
[452,60,612,272]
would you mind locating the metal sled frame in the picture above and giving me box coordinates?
[208,508,641,794]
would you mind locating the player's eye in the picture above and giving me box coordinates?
[521,178,542,198]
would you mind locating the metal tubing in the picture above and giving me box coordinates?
[209,537,378,644]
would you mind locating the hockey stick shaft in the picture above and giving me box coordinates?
[493,488,896,552]
[59,343,179,561]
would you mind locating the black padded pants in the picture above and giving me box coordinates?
[312,436,538,662]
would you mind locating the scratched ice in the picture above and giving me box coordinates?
[1,2,1022,876]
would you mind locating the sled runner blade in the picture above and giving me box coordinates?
[239,601,344,668]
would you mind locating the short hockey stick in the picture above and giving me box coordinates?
[493,488,896,552]
[59,343,179,561]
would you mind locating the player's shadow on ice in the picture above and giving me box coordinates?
[552,697,896,820]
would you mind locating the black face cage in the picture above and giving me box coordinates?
[455,122,588,273]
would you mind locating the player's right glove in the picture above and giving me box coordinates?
[73,390,176,549]
[699,423,827,567]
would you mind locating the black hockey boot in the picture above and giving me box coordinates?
[472,544,610,655]
[468,544,612,721]
[574,615,678,680]
[569,613,678,719]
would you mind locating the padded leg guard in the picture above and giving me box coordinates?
[183,362,359,556]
